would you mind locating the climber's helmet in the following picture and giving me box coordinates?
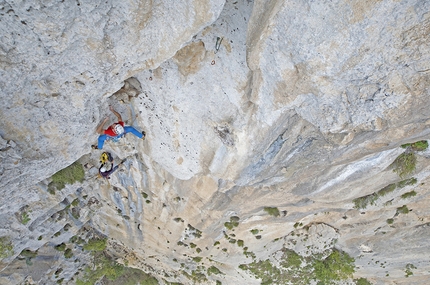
[113,124,125,135]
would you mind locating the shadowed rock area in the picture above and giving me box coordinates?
[0,0,430,284]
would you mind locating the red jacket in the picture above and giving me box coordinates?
[104,121,125,137]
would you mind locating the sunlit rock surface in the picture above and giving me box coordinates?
[1,0,430,284]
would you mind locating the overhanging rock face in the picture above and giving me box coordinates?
[0,0,225,193]
[1,0,430,284]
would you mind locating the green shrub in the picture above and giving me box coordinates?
[393,152,416,178]
[237,240,244,247]
[83,238,107,252]
[401,191,417,199]
[377,183,396,197]
[313,250,355,283]
[64,248,73,259]
[402,140,428,151]
[20,249,38,258]
[250,229,259,235]
[405,263,416,277]
[230,216,240,222]
[264,207,280,217]
[353,177,418,210]
[71,207,80,219]
[76,253,125,285]
[21,211,31,225]
[354,277,373,285]
[48,162,85,193]
[207,266,223,276]
[55,243,67,252]
[386,218,394,224]
[280,249,302,269]
[240,248,355,284]
[192,256,202,263]
[0,237,14,259]
[239,259,282,284]
[353,194,377,209]
[190,243,197,248]
[104,266,159,285]
[213,241,220,246]
[224,216,240,230]
[396,205,409,215]
[397,178,417,188]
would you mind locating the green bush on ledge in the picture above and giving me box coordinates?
[48,162,85,194]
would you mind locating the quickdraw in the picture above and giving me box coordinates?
[214,36,223,54]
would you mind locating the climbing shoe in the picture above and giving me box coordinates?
[141,131,146,140]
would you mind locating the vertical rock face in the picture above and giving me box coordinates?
[0,0,225,192]
[1,0,430,284]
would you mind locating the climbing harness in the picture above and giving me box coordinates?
[111,134,125,143]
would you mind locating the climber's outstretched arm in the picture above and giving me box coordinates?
[109,105,123,122]
[96,117,109,134]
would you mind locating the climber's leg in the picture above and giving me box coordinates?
[124,126,144,139]
[97,134,108,149]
